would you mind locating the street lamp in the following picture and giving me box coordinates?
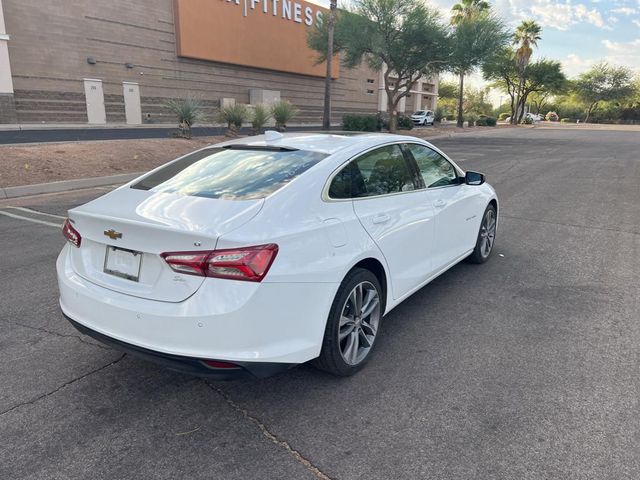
[322,0,337,131]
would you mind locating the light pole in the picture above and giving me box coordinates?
[322,0,337,130]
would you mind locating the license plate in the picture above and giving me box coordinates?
[104,246,142,282]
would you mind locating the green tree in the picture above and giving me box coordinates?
[451,0,490,24]
[483,47,519,121]
[572,62,636,122]
[449,1,508,127]
[463,86,493,116]
[308,0,451,132]
[438,80,459,99]
[516,59,567,122]
[513,20,542,124]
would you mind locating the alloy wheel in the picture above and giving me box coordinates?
[479,209,496,258]
[338,281,381,365]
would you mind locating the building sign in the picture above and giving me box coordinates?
[174,0,339,78]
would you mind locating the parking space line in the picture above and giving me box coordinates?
[0,209,63,228]
[6,206,67,220]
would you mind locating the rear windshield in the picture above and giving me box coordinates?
[131,147,327,200]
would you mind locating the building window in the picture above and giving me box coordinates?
[366,89,375,95]
[367,79,375,84]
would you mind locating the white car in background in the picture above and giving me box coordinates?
[411,110,436,126]
[58,132,498,379]
[506,112,543,123]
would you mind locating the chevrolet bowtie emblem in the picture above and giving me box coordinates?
[104,229,123,240]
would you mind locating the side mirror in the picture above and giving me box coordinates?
[465,171,485,186]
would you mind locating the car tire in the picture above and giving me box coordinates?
[313,268,383,376]
[467,204,497,264]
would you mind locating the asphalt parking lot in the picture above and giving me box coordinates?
[1,127,639,479]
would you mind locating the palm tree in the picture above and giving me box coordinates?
[450,0,491,128]
[451,0,490,25]
[322,0,338,130]
[513,20,542,123]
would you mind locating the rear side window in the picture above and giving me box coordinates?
[132,147,327,200]
[329,144,416,199]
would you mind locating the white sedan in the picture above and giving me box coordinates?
[58,132,498,379]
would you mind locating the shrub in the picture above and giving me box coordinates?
[522,116,534,125]
[376,112,388,131]
[498,112,510,121]
[435,106,455,122]
[465,113,478,126]
[343,114,378,132]
[476,116,497,127]
[165,97,203,138]
[218,103,250,136]
[271,100,298,131]
[560,118,572,123]
[545,111,559,122]
[251,104,271,135]
[397,115,414,130]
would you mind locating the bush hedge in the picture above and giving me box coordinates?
[397,115,414,130]
[476,116,497,127]
[498,112,510,121]
[343,114,379,132]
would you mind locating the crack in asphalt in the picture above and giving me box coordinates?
[0,354,126,417]
[1,319,113,351]
[501,214,640,236]
[204,381,334,480]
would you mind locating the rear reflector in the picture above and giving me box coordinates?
[161,244,278,282]
[202,360,241,369]
[62,218,81,247]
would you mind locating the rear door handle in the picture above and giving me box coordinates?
[372,214,390,224]
[434,199,447,208]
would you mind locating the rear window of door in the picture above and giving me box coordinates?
[329,144,416,199]
[406,144,459,189]
[131,147,327,200]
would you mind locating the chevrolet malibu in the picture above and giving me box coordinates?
[58,132,498,379]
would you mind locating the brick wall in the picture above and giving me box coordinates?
[2,0,380,124]
[0,93,17,123]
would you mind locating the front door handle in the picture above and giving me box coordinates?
[434,199,447,209]
[372,214,390,224]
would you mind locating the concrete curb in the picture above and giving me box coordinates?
[1,172,143,199]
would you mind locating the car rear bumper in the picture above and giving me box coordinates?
[65,315,293,379]
[57,245,337,366]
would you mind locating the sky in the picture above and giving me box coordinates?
[311,0,640,94]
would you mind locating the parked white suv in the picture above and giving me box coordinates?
[411,110,435,126]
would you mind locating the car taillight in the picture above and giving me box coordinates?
[161,244,278,282]
[62,218,81,247]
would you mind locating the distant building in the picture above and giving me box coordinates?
[0,0,438,125]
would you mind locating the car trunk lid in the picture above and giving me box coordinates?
[67,187,263,302]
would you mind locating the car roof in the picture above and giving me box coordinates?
[215,131,425,155]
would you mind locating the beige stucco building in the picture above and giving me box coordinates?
[0,0,437,125]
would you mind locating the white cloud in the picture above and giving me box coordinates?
[601,38,640,72]
[496,0,610,31]
[611,7,638,14]
[574,3,605,27]
[563,53,597,76]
